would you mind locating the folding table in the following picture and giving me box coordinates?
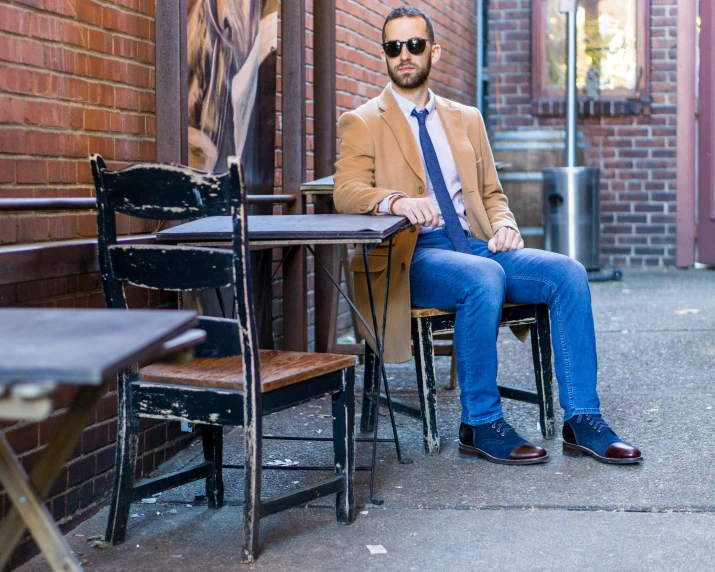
[0,309,203,572]
[158,213,412,503]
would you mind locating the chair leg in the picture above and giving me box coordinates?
[332,367,356,524]
[105,369,139,545]
[241,393,263,563]
[360,341,380,433]
[448,345,458,390]
[531,304,555,439]
[411,317,440,454]
[201,425,224,509]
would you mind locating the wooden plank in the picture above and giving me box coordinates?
[140,349,355,392]
[155,0,188,165]
[0,434,80,572]
[0,309,197,385]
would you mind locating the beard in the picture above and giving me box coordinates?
[387,57,431,89]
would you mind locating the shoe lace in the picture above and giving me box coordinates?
[490,418,515,437]
[576,414,612,434]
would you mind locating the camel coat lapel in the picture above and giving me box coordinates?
[378,89,427,190]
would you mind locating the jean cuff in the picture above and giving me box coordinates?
[461,410,504,426]
[563,408,602,423]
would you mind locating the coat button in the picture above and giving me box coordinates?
[417,185,425,195]
[401,262,407,271]
[359,204,368,211]
[410,226,417,233]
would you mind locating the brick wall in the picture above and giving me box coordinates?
[0,2,191,566]
[487,0,677,267]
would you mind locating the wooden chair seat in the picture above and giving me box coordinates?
[140,350,355,392]
[410,302,520,319]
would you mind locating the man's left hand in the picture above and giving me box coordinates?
[487,227,524,253]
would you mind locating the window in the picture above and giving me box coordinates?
[532,0,650,114]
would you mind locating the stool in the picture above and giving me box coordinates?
[361,303,555,454]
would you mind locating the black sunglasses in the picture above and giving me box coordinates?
[382,37,429,58]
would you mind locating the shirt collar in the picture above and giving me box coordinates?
[388,83,436,119]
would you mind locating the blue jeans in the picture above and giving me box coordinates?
[409,228,601,425]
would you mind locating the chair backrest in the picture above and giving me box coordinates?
[90,154,261,405]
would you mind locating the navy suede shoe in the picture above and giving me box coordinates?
[563,414,642,464]
[459,418,549,465]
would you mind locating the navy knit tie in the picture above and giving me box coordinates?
[411,108,471,254]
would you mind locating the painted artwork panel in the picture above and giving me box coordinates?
[187,0,277,188]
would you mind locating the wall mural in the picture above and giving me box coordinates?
[187,0,278,347]
[187,0,277,189]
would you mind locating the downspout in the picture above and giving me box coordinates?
[676,0,697,266]
[476,0,485,110]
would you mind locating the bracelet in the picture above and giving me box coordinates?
[387,195,405,214]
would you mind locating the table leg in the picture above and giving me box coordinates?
[0,433,80,572]
[0,384,107,570]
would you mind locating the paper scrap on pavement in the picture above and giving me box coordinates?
[366,545,387,555]
[265,459,299,466]
[675,308,699,315]
[141,498,158,504]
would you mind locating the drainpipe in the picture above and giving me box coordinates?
[476,0,485,111]
[561,0,578,167]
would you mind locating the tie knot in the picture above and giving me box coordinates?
[411,108,429,126]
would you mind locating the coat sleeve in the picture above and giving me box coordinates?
[333,111,401,215]
[469,108,519,234]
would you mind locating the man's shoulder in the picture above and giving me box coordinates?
[345,96,381,120]
[435,95,483,121]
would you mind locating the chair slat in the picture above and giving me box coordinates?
[100,163,231,220]
[108,245,232,291]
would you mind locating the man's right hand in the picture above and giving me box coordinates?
[391,197,443,229]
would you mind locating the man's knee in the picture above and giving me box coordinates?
[460,259,506,306]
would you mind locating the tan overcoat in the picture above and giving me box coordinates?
[334,85,521,363]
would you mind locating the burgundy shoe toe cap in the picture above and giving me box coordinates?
[510,443,548,461]
[605,441,642,460]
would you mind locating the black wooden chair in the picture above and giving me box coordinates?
[90,154,355,563]
[361,303,555,454]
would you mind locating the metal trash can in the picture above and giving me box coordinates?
[542,167,600,270]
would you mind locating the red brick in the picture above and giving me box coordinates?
[84,108,111,131]
[76,0,102,26]
[24,100,69,128]
[4,423,38,455]
[17,160,47,184]
[28,131,62,156]
[0,5,30,35]
[0,159,14,182]
[0,96,24,123]
[29,14,63,42]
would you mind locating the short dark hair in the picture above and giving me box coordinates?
[382,5,435,44]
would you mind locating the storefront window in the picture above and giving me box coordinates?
[533,0,649,101]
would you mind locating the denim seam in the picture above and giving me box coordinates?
[563,407,602,422]
[462,410,504,426]
[508,274,575,415]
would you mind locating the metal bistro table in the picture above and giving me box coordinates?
[157,213,412,504]
[0,309,204,572]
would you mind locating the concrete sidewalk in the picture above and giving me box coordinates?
[18,268,715,571]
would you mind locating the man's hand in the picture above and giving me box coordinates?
[487,226,523,253]
[390,197,443,228]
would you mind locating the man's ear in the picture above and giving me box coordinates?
[380,49,387,64]
[431,44,441,65]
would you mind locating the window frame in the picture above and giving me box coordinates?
[531,0,651,111]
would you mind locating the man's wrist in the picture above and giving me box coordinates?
[388,194,405,214]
